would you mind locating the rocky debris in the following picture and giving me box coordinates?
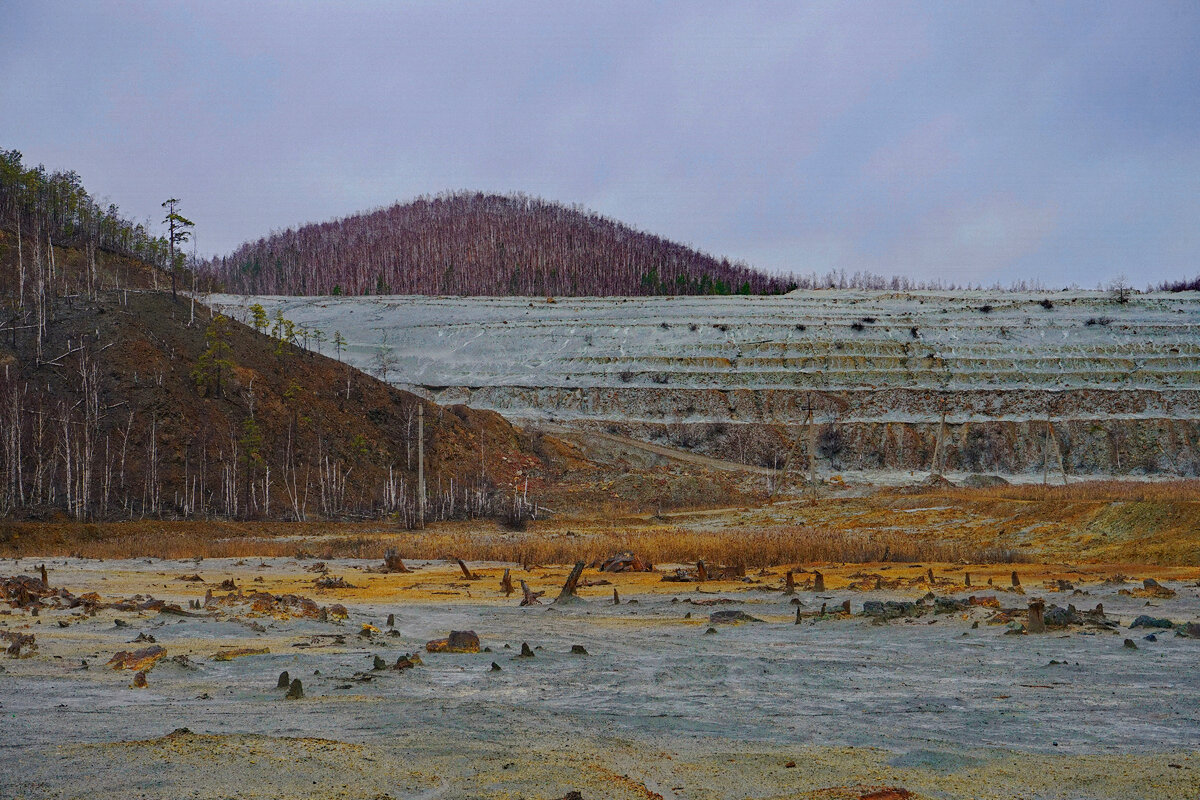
[1122,578,1177,599]
[277,670,290,688]
[862,600,923,620]
[964,473,1010,488]
[0,574,78,609]
[896,474,956,494]
[570,645,589,655]
[426,630,481,653]
[661,568,699,583]
[1180,623,1200,638]
[1130,615,1174,629]
[176,574,203,582]
[394,654,420,670]
[211,647,270,661]
[556,793,584,800]
[326,604,350,621]
[709,610,763,624]
[703,627,718,635]
[591,552,653,573]
[1124,638,1138,650]
[285,678,304,699]
[108,645,167,671]
[131,671,148,688]
[372,655,388,670]
[132,632,157,643]
[211,589,321,619]
[314,575,356,590]
[2,631,36,657]
[517,642,535,658]
[490,662,502,671]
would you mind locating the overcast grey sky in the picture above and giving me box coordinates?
[3,1,1198,286]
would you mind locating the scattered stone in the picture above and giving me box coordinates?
[285,678,304,699]
[709,610,762,624]
[132,632,157,643]
[1124,638,1138,650]
[373,655,387,670]
[394,654,419,670]
[108,645,166,671]
[426,630,481,653]
[210,647,270,661]
[862,601,922,620]
[3,631,36,657]
[314,575,356,589]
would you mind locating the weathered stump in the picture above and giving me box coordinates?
[500,568,514,596]
[554,562,586,604]
[813,571,826,593]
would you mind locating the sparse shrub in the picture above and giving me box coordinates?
[978,304,993,314]
[659,322,670,330]
[1039,298,1054,309]
[618,369,634,383]
[714,323,729,332]
[860,316,876,324]
[1085,317,1112,327]
[850,322,865,332]
[795,323,806,331]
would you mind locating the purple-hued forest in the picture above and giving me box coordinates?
[201,192,796,297]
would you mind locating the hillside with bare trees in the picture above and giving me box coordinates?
[200,192,797,297]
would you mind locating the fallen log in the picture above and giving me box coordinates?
[519,580,544,606]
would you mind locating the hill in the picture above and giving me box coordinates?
[0,228,582,524]
[201,192,796,297]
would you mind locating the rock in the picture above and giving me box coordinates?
[964,473,1010,488]
[373,655,387,670]
[327,604,349,621]
[570,645,588,655]
[517,642,535,658]
[285,678,304,699]
[862,600,921,620]
[394,654,419,670]
[210,647,269,661]
[426,630,481,653]
[131,671,148,688]
[277,670,290,688]
[490,662,501,671]
[709,610,763,624]
[386,613,395,627]
[1130,615,1173,629]
[704,627,718,635]
[1123,638,1138,650]
[1144,634,1158,642]
[108,645,167,671]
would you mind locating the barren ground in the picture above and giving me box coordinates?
[3,551,1199,800]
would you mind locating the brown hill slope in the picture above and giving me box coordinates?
[0,231,583,522]
[201,192,795,297]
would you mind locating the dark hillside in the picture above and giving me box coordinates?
[0,233,582,523]
[201,192,795,297]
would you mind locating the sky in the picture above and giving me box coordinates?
[2,1,1199,288]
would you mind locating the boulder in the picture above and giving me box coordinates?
[426,630,481,653]
[1130,615,1173,629]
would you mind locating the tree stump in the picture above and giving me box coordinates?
[458,559,476,580]
[964,572,971,588]
[383,549,409,573]
[500,568,514,596]
[613,587,620,605]
[277,670,290,688]
[784,571,795,595]
[519,580,544,606]
[285,678,304,699]
[1027,599,1046,633]
[1011,570,1021,588]
[696,560,708,582]
[813,571,825,593]
[553,562,585,604]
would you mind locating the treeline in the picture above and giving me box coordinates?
[1157,276,1200,292]
[0,149,173,275]
[200,192,797,297]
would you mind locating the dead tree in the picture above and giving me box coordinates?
[383,549,409,573]
[1027,599,1046,633]
[813,570,825,593]
[500,568,514,596]
[457,559,476,580]
[518,580,544,606]
[554,561,585,604]
[784,570,795,595]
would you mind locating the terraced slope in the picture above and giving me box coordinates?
[207,291,1200,477]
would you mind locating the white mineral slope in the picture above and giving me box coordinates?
[205,290,1200,475]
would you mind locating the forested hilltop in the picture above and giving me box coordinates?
[201,192,797,297]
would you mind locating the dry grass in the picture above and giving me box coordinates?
[0,519,1022,567]
[947,479,1200,504]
